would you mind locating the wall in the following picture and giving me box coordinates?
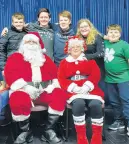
[0,0,128,42]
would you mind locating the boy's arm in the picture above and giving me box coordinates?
[0,34,9,71]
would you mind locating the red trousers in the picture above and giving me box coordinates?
[9,88,67,116]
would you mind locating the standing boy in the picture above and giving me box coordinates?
[104,24,129,135]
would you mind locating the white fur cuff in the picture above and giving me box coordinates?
[52,79,61,88]
[12,113,30,122]
[11,78,27,91]
[48,107,64,116]
[83,81,94,91]
[67,83,77,93]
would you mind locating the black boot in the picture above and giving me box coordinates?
[14,118,33,144]
[41,114,63,144]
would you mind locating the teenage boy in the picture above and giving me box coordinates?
[0,12,27,71]
[54,10,75,66]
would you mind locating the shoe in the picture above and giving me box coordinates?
[108,120,125,131]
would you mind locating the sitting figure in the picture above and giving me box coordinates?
[58,36,104,144]
[4,32,67,144]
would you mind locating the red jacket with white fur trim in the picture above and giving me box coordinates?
[4,53,59,92]
[58,54,104,103]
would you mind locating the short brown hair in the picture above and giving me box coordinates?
[107,24,122,33]
[58,10,72,20]
[37,8,51,18]
[12,12,25,22]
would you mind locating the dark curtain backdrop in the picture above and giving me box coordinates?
[0,0,128,42]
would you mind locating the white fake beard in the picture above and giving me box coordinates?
[19,44,46,66]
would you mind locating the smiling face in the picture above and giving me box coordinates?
[107,29,121,42]
[79,21,91,37]
[70,43,82,59]
[12,17,25,31]
[38,12,50,27]
[59,16,71,30]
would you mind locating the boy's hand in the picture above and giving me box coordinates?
[103,35,109,40]
[0,81,6,90]
[1,27,8,36]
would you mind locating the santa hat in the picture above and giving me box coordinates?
[23,32,46,53]
[64,36,87,54]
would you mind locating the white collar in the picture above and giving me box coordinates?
[66,53,87,62]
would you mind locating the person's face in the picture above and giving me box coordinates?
[59,16,71,31]
[107,29,121,42]
[38,12,50,27]
[79,22,91,37]
[12,18,25,31]
[24,40,39,51]
[69,43,82,58]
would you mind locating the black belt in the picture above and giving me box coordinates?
[27,81,51,89]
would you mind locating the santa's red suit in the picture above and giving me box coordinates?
[4,53,67,121]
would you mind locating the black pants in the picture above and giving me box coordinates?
[71,98,103,119]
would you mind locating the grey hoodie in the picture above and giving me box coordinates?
[26,22,54,60]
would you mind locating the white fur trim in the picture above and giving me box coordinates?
[48,106,64,116]
[23,34,39,43]
[31,65,42,82]
[68,39,84,49]
[10,78,27,91]
[67,83,77,93]
[12,113,30,122]
[44,85,55,93]
[52,79,61,88]
[83,81,94,91]
[67,94,104,104]
[66,53,87,62]
[73,115,85,125]
[91,117,104,126]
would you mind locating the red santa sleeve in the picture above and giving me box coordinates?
[58,60,77,92]
[4,53,27,91]
[83,60,101,91]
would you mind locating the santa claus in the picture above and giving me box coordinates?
[58,36,104,144]
[4,32,67,144]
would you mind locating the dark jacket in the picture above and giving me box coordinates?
[53,25,75,66]
[26,22,54,60]
[0,26,27,71]
[0,71,3,81]
[85,34,105,78]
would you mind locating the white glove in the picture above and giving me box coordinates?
[44,85,55,93]
[80,85,90,94]
[72,86,82,94]
[23,85,40,100]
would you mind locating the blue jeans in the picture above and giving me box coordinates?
[99,79,109,106]
[0,90,9,120]
[106,81,129,125]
